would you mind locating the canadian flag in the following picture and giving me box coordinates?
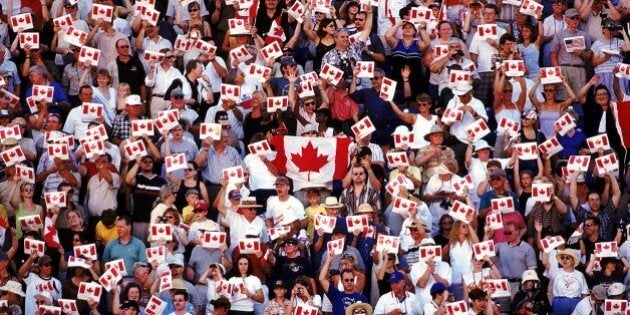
[514,142,539,160]
[586,134,611,153]
[346,215,368,233]
[238,238,261,254]
[486,211,503,230]
[44,216,61,249]
[603,299,627,313]
[595,241,618,257]
[555,113,576,136]
[419,245,442,262]
[38,305,62,315]
[531,183,554,202]
[24,238,45,256]
[248,140,272,155]
[540,235,565,253]
[567,155,591,172]
[445,301,468,315]
[259,41,282,62]
[327,238,344,255]
[538,136,563,157]
[386,151,409,167]
[74,243,98,261]
[57,299,78,315]
[145,295,166,315]
[150,223,173,242]
[449,200,475,223]
[473,240,496,260]
[392,197,417,215]
[103,259,127,276]
[314,214,336,233]
[270,135,352,191]
[294,304,318,315]
[486,279,511,298]
[376,234,400,252]
[265,17,286,45]
[203,231,227,248]
[77,282,102,302]
[98,265,122,292]
[146,246,166,264]
[491,197,515,213]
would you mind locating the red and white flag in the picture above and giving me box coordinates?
[473,240,496,260]
[103,259,127,276]
[164,153,187,173]
[143,50,165,63]
[248,140,272,155]
[555,113,576,136]
[449,200,475,223]
[81,102,104,118]
[58,299,78,315]
[386,151,409,167]
[0,125,21,142]
[376,234,400,252]
[43,216,61,249]
[85,124,108,140]
[502,60,526,77]
[38,305,62,315]
[385,174,407,197]
[587,134,611,153]
[77,282,102,302]
[595,241,618,258]
[267,96,289,112]
[200,123,222,141]
[202,231,227,248]
[327,238,344,255]
[603,299,627,314]
[486,211,503,230]
[230,45,253,63]
[356,61,375,78]
[259,41,282,62]
[486,279,511,298]
[531,183,554,202]
[124,140,148,160]
[238,238,261,254]
[453,174,473,195]
[449,70,473,88]
[222,166,245,184]
[53,14,74,29]
[445,300,468,315]
[145,295,166,315]
[477,24,498,40]
[392,197,417,216]
[287,1,306,22]
[98,266,122,292]
[379,77,397,101]
[320,63,345,86]
[269,136,352,191]
[539,67,562,85]
[15,164,34,184]
[68,256,92,269]
[64,26,88,47]
[78,46,101,65]
[520,0,543,17]
[221,84,241,102]
[595,153,619,173]
[265,17,286,45]
[514,142,539,160]
[294,303,318,315]
[44,192,66,209]
[19,215,42,232]
[441,108,464,124]
[10,13,34,31]
[540,235,565,253]
[1,146,25,166]
[538,136,563,157]
[74,243,98,261]
[393,130,415,149]
[346,215,368,233]
[351,117,376,140]
[150,223,173,242]
[91,3,114,22]
[497,117,520,137]
[314,215,336,234]
[146,246,166,264]
[1,89,20,108]
[267,226,291,241]
[567,155,591,172]
[491,197,515,213]
[175,35,193,52]
[48,143,70,160]
[24,238,45,256]
[419,245,442,262]
[465,119,490,143]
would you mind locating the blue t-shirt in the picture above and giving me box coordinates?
[326,286,368,315]
[557,131,587,159]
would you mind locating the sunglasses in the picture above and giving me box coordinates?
[559,255,573,260]
[189,8,199,12]
[193,209,206,213]
[23,188,34,192]
[371,76,383,81]
[118,45,130,49]
[442,220,453,224]
[342,278,354,283]
[409,228,419,232]
[354,18,365,21]
[353,309,367,314]
[65,5,77,9]
[418,102,430,106]
[184,168,195,171]
[165,216,174,219]
[352,172,365,176]
[303,102,315,106]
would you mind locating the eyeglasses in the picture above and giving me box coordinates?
[418,102,430,106]
[303,102,315,106]
[442,220,453,224]
[354,18,365,21]
[189,8,199,12]
[409,228,419,232]
[184,168,195,171]
[371,76,383,81]
[559,255,573,260]
[342,278,354,283]
[326,24,335,28]
[173,95,184,100]
[172,298,186,302]
[169,265,183,269]
[64,5,77,9]
[23,188,34,192]
[117,45,130,49]
[71,48,81,52]
[595,92,608,96]
[222,125,231,130]
[352,172,365,176]
[353,309,367,314]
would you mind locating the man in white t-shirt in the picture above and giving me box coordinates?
[572,284,606,315]
[408,238,452,306]
[265,176,306,229]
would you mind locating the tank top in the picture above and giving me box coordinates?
[314,40,335,72]
[175,180,202,211]
[518,43,540,81]
[539,110,561,139]
[495,108,522,131]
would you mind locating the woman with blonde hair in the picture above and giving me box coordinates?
[442,220,479,301]
[14,182,42,239]
[150,184,178,224]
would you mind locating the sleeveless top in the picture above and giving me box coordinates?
[314,40,335,72]
[539,110,561,139]
[495,108,522,132]
[518,43,540,81]
[175,180,202,211]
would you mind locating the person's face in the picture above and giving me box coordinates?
[521,27,532,40]
[354,13,366,28]
[501,40,515,54]
[46,115,62,131]
[502,84,513,100]
[325,206,340,217]
[67,212,81,227]
[409,226,424,240]
[127,287,140,300]
[440,217,453,230]
[595,89,610,105]
[126,104,142,117]
[116,40,131,57]
[334,30,350,49]
[503,225,519,242]
[584,219,598,235]
[520,173,532,188]
[551,1,563,12]
[458,223,469,235]
[65,4,78,14]
[429,132,444,145]
[79,88,93,102]
[193,207,207,219]
[242,207,258,221]
[390,279,405,294]
[438,23,452,38]
[140,158,154,172]
[28,71,44,84]
[273,287,287,297]
[490,175,505,190]
[482,8,497,23]
[116,221,130,237]
[521,280,536,291]
[472,298,488,311]
[458,91,473,103]
[169,264,183,276]
[477,148,491,160]
[401,22,416,36]
[324,21,336,34]
[558,253,575,268]
[341,273,355,291]
[307,195,320,205]
[189,4,200,16]
[172,294,187,311]
[238,258,249,274]
[418,100,431,113]
[521,116,534,127]
[21,184,34,197]
[170,125,184,140]
[566,15,580,28]
[266,0,278,8]
[39,261,52,276]
[371,72,383,89]
[275,183,289,196]
[351,167,366,183]
[164,52,177,66]
[588,193,601,211]
[302,98,316,114]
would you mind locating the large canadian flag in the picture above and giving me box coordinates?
[270,136,352,191]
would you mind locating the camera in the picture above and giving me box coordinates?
[159,216,169,223]
[439,198,454,209]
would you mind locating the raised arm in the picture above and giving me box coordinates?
[318,250,334,293]
[528,78,543,112]
[577,74,599,104]
[384,21,402,48]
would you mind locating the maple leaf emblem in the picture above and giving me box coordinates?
[291,141,329,181]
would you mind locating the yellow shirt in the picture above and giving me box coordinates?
[95,222,118,245]
[182,206,195,225]
[305,205,326,242]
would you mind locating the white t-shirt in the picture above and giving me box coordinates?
[411,114,438,149]
[23,273,62,315]
[266,196,306,224]
[374,291,422,315]
[225,210,267,246]
[553,269,589,298]
[409,260,452,306]
[243,153,277,191]
[572,296,599,315]
[228,275,262,311]
[203,57,228,93]
[444,97,488,144]
[424,173,462,235]
[469,26,507,72]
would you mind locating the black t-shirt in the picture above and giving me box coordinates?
[116,56,147,95]
[273,255,314,288]
[132,173,167,222]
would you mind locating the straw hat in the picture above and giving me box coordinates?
[0,280,25,297]
[321,196,343,208]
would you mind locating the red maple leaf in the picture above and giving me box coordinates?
[291,141,329,181]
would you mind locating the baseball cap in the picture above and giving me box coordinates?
[565,8,579,17]
[430,282,448,295]
[388,271,404,283]
[280,56,297,67]
[228,189,242,200]
[38,255,52,265]
[185,188,200,197]
[591,285,607,300]
[194,200,208,211]
[490,168,507,178]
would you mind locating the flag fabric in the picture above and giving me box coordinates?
[43,215,60,248]
[265,17,286,46]
[270,135,352,191]
[611,99,630,147]
[235,0,260,26]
